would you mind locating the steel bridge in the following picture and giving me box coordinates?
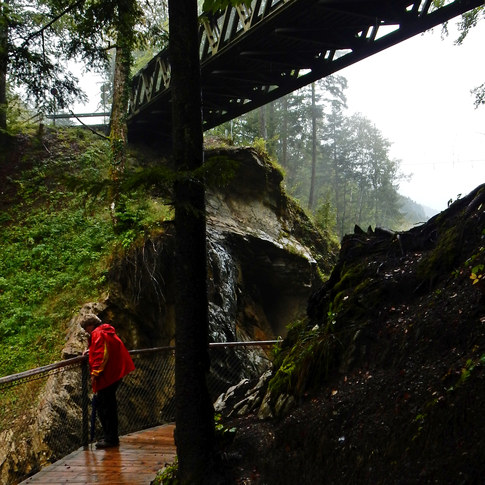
[126,0,483,144]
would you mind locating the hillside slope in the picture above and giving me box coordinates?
[223,184,485,484]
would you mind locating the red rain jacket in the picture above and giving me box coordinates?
[88,323,135,393]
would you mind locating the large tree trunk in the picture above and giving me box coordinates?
[281,96,288,167]
[108,45,129,222]
[168,0,215,483]
[308,82,317,211]
[108,1,135,223]
[0,0,9,133]
[109,44,129,168]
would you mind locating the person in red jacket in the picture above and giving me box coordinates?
[81,314,135,449]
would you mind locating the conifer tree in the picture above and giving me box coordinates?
[0,0,85,134]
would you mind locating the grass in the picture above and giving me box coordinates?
[0,126,172,376]
[0,206,114,374]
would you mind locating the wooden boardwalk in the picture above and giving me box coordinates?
[19,424,176,485]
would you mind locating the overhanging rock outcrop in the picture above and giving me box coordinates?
[205,147,336,342]
[104,146,337,351]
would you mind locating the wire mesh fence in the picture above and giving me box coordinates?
[0,341,277,485]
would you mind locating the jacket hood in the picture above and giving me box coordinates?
[96,323,116,334]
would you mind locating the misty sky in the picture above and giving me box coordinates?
[341,18,485,213]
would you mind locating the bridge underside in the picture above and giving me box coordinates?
[126,0,482,146]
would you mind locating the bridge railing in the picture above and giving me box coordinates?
[128,0,291,118]
[0,340,278,485]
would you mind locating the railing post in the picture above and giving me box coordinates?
[81,357,89,448]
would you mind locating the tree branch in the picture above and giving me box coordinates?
[69,109,110,140]
[21,0,86,48]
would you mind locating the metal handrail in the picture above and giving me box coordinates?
[0,355,85,386]
[0,340,279,385]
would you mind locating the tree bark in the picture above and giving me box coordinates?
[281,96,288,167]
[108,44,128,221]
[108,0,134,223]
[0,0,9,133]
[308,82,317,211]
[168,0,215,483]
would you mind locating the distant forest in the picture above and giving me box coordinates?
[209,75,432,238]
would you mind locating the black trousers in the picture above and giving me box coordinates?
[96,380,120,443]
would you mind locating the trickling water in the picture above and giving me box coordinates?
[207,236,239,343]
[206,235,272,393]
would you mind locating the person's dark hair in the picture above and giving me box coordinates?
[81,314,102,330]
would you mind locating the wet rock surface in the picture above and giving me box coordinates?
[104,146,336,350]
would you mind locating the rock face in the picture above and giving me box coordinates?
[1,146,336,485]
[103,146,336,351]
[206,147,335,341]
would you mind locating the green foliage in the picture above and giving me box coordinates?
[1,0,87,124]
[251,137,270,158]
[451,351,485,390]
[411,348,485,444]
[214,413,237,447]
[0,207,113,374]
[465,233,485,288]
[202,154,240,189]
[470,264,484,286]
[4,88,38,135]
[152,458,179,485]
[67,150,239,246]
[118,153,240,194]
[0,128,173,376]
[417,224,461,283]
[0,131,114,374]
[113,193,172,248]
[314,196,337,234]
[249,137,286,180]
[454,5,485,45]
[55,0,169,75]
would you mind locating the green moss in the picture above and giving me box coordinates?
[0,128,174,376]
[417,224,461,283]
[269,256,389,399]
[330,290,349,315]
[151,458,179,485]
[251,137,286,177]
[269,319,342,398]
[331,262,367,296]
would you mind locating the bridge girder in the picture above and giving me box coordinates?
[127,0,483,145]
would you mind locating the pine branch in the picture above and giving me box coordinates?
[21,0,86,48]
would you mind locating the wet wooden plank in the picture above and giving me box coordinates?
[19,424,176,485]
